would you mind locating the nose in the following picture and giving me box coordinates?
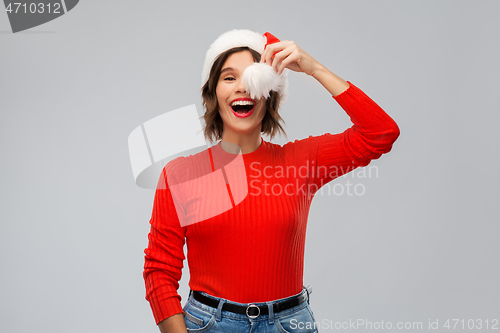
[235,78,247,94]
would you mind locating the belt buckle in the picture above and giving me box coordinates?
[246,304,260,318]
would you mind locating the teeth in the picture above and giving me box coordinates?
[231,100,254,106]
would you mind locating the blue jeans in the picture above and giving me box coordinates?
[182,287,318,333]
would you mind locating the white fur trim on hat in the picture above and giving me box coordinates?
[201,29,288,103]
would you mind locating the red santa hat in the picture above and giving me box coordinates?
[201,29,288,103]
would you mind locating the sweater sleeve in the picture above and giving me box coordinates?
[143,157,187,325]
[288,81,400,193]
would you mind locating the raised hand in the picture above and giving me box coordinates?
[260,40,322,76]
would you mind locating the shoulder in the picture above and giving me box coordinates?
[164,146,214,182]
[265,133,344,162]
[278,134,332,153]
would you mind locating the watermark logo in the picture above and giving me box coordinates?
[3,0,79,33]
[128,105,250,226]
[247,161,378,197]
[128,105,208,189]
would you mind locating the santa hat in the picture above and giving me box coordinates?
[201,29,288,103]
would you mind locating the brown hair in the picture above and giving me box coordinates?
[201,46,286,143]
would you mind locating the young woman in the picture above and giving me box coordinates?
[143,29,400,333]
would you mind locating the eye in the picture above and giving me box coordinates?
[224,77,235,81]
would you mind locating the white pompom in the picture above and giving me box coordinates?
[243,63,288,103]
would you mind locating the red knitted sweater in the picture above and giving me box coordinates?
[143,81,400,324]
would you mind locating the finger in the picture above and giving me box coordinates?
[271,50,285,72]
[261,44,271,64]
[277,53,298,74]
[264,45,274,65]
[262,41,288,65]
[272,46,294,73]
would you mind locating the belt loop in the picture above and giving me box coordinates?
[267,302,274,324]
[306,285,313,304]
[215,298,224,321]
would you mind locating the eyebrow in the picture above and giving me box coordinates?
[220,67,235,74]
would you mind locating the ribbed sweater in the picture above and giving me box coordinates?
[143,81,400,324]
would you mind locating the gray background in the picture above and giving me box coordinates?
[1,1,499,332]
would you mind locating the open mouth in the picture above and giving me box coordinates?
[230,99,255,117]
[232,104,254,113]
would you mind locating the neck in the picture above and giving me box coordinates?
[220,129,262,154]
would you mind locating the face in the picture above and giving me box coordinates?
[216,50,267,139]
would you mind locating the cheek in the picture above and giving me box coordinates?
[215,85,223,102]
[216,83,229,100]
[215,89,221,103]
[258,100,267,114]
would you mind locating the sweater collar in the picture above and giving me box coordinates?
[211,138,269,165]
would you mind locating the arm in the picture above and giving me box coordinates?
[143,158,188,329]
[312,64,350,97]
[311,81,400,190]
[263,39,400,189]
[158,314,187,333]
